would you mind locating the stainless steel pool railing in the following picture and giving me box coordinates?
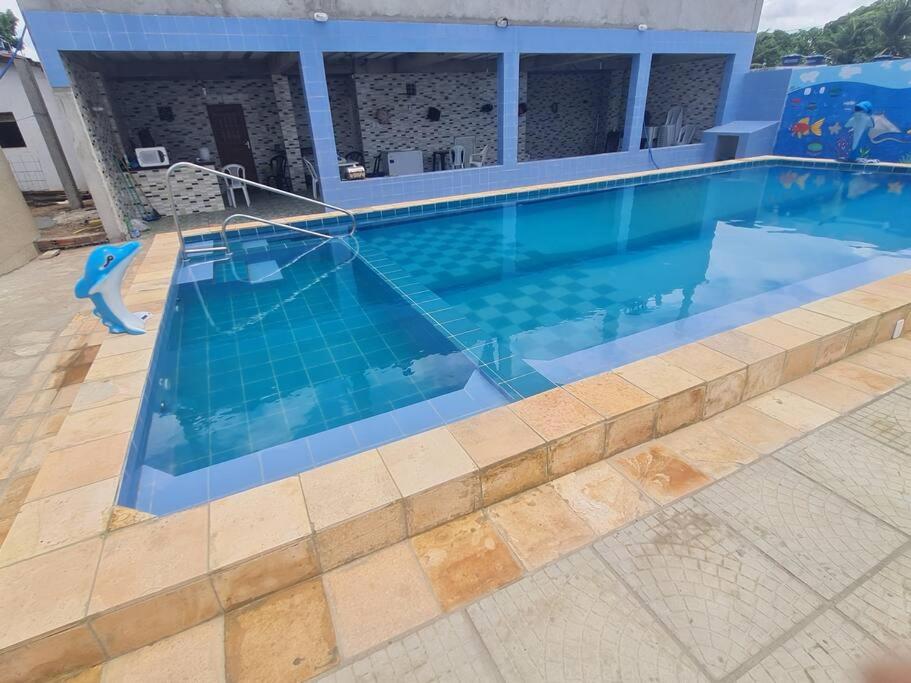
[165,162,358,258]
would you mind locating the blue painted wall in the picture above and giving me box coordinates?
[773,59,911,162]
[24,11,757,208]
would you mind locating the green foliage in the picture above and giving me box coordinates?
[753,0,911,66]
[0,10,18,49]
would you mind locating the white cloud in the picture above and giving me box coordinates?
[799,70,820,83]
[880,60,894,68]
[840,65,863,78]
[901,61,911,70]
[759,0,875,31]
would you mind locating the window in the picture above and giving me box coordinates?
[0,113,25,148]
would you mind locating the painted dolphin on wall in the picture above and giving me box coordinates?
[74,242,150,335]
[845,101,874,151]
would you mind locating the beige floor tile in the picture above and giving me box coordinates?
[378,427,475,497]
[747,389,839,432]
[225,580,336,682]
[551,459,654,534]
[300,449,400,531]
[877,337,911,360]
[95,331,157,359]
[565,372,656,418]
[0,478,116,566]
[611,443,712,504]
[103,617,225,683]
[774,308,852,336]
[0,444,23,480]
[658,421,759,478]
[508,388,602,441]
[782,374,873,414]
[817,360,903,395]
[0,537,102,650]
[606,404,657,455]
[26,433,129,502]
[50,384,81,410]
[702,330,784,364]
[70,372,146,413]
[325,542,440,657]
[209,477,310,571]
[850,348,911,380]
[448,406,545,469]
[54,399,139,451]
[89,506,209,613]
[412,512,522,610]
[614,356,702,399]
[741,317,819,349]
[708,405,801,454]
[487,485,594,570]
[661,342,745,381]
[802,297,879,323]
[0,471,37,519]
[2,393,34,419]
[84,350,152,383]
[836,289,906,313]
[744,354,787,399]
[655,386,705,436]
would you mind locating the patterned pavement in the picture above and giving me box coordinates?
[317,384,911,682]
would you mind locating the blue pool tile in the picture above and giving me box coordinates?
[260,439,312,480]
[208,452,263,500]
[350,412,405,450]
[307,425,361,467]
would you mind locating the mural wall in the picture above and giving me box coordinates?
[774,59,911,162]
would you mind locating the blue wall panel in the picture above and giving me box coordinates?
[24,10,756,208]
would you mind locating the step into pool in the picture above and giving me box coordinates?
[121,163,911,514]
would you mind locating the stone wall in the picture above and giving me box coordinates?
[327,72,501,172]
[645,57,727,141]
[110,77,290,182]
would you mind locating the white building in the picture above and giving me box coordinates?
[0,51,85,193]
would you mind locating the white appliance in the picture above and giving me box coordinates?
[135,146,170,168]
[383,150,423,177]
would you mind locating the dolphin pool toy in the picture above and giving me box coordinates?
[75,242,150,335]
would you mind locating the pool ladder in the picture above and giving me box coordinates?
[165,162,357,259]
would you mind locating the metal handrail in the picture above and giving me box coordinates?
[165,161,357,257]
[221,214,334,240]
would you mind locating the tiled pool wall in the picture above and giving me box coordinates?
[184,156,911,242]
[25,11,757,215]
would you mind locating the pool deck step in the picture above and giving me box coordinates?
[1,230,911,681]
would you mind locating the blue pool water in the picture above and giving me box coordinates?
[123,164,911,514]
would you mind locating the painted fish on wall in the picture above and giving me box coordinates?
[790,117,825,138]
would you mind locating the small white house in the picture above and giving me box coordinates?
[0,52,85,193]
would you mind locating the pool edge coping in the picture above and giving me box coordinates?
[4,155,911,680]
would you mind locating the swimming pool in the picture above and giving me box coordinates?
[121,163,911,514]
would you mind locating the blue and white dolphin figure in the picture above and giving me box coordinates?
[74,242,150,335]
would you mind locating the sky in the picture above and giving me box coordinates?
[759,0,877,31]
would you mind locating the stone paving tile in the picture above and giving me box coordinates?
[595,499,821,679]
[775,421,911,533]
[467,548,707,682]
[696,458,906,599]
[324,542,441,658]
[736,609,883,683]
[102,616,225,682]
[839,390,911,455]
[225,579,337,682]
[318,612,500,683]
[838,547,911,648]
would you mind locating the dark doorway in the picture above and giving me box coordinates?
[207,104,257,181]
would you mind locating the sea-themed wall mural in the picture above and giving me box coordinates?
[774,58,911,163]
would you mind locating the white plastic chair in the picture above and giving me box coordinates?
[222,164,251,208]
[676,124,697,145]
[452,135,475,161]
[661,105,685,147]
[303,158,321,200]
[468,144,488,168]
[450,145,466,170]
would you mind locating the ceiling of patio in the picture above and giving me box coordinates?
[62,50,302,79]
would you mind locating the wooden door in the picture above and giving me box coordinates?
[207,104,257,181]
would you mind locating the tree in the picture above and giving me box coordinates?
[0,10,18,50]
[817,20,866,64]
[875,0,911,55]
[753,0,911,65]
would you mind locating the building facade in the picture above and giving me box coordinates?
[20,1,765,240]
